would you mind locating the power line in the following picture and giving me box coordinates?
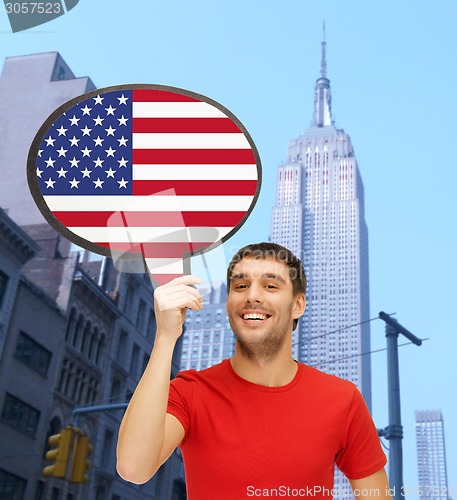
[309,338,429,368]
[292,313,392,348]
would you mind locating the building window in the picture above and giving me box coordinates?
[0,270,8,309]
[15,331,52,376]
[1,393,40,436]
[130,344,140,378]
[101,429,114,469]
[117,331,128,364]
[136,299,145,331]
[35,479,45,500]
[0,468,26,499]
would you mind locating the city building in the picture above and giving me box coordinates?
[415,409,449,499]
[271,32,371,405]
[0,52,184,500]
[270,32,373,497]
[182,284,234,370]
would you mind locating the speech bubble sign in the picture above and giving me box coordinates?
[27,84,261,287]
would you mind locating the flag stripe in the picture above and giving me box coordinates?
[43,195,255,211]
[132,180,257,196]
[132,117,241,133]
[132,133,251,149]
[100,241,214,257]
[133,89,200,102]
[132,164,258,180]
[68,226,230,241]
[132,102,227,118]
[132,148,256,164]
[53,211,247,227]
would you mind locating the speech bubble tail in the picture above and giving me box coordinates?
[142,253,189,288]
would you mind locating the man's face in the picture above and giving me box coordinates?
[226,257,305,361]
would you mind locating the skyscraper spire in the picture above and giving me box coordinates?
[321,21,327,78]
[313,23,333,127]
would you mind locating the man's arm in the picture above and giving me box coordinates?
[349,468,390,498]
[116,276,202,484]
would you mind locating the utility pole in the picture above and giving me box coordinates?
[378,311,422,500]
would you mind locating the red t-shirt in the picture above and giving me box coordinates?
[167,359,386,500]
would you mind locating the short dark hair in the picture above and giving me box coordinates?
[226,242,306,330]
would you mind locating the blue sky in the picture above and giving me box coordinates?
[1,1,456,496]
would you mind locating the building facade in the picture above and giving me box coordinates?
[271,35,371,406]
[182,285,234,371]
[270,35,373,498]
[415,409,449,500]
[0,52,184,500]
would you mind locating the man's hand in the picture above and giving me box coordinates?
[154,275,203,340]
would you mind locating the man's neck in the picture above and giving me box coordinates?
[229,349,298,387]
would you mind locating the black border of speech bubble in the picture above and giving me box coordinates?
[27,83,262,269]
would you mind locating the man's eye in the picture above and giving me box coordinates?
[266,285,277,289]
[235,284,247,289]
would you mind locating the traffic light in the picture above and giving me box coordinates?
[70,434,93,483]
[43,428,73,478]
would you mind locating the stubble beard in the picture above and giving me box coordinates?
[231,317,292,362]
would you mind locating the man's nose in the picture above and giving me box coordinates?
[246,283,262,303]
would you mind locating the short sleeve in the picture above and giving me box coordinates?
[336,385,387,480]
[167,373,194,445]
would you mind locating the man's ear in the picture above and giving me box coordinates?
[292,293,306,320]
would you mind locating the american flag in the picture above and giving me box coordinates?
[33,87,260,285]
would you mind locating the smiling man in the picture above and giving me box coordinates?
[116,242,388,499]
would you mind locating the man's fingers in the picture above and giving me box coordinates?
[161,275,201,287]
[155,290,203,312]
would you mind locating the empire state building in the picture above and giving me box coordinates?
[271,33,372,411]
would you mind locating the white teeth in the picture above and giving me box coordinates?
[243,313,267,320]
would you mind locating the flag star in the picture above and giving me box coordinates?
[69,157,80,168]
[118,157,128,168]
[117,115,128,126]
[45,178,56,189]
[57,168,68,178]
[93,178,104,189]
[81,167,92,178]
[81,146,92,157]
[105,167,116,178]
[105,105,116,115]
[93,136,104,147]
[69,136,80,147]
[57,125,68,136]
[105,126,116,136]
[81,125,92,136]
[117,94,128,105]
[69,115,80,126]
[93,95,104,105]
[117,136,128,147]
[118,178,129,188]
[69,178,80,188]
[105,147,116,157]
[57,147,68,157]
[38,150,43,157]
[36,167,43,178]
[45,157,56,168]
[45,136,55,147]
[93,157,104,168]
[93,115,104,126]
[81,104,92,115]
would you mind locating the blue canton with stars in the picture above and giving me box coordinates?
[36,90,133,196]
